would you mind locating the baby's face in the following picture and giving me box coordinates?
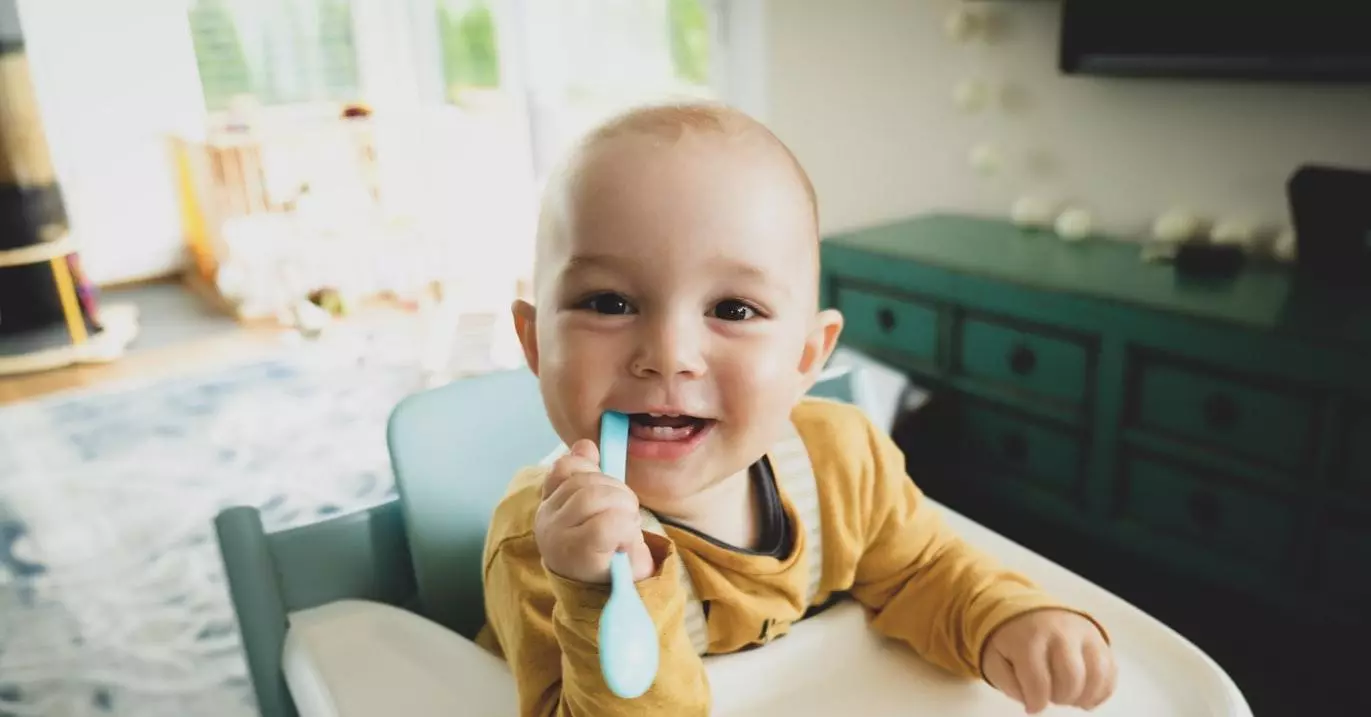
[519,131,838,512]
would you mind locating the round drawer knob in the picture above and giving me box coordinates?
[1188,490,1222,530]
[1000,433,1028,463]
[1008,344,1037,376]
[877,307,896,332]
[1202,394,1238,430]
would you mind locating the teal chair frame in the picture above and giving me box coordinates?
[215,365,859,717]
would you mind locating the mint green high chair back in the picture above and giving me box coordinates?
[386,367,560,639]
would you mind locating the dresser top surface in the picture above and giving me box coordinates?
[823,214,1371,352]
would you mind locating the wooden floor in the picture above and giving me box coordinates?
[0,282,454,407]
[0,268,466,407]
[0,327,287,406]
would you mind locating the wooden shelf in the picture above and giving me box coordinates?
[0,236,74,269]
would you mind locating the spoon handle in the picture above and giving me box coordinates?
[601,412,631,583]
[608,551,635,591]
[599,411,630,482]
[599,412,633,590]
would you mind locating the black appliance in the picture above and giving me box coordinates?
[1060,1,1371,83]
[1288,165,1371,286]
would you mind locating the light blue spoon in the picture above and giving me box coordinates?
[597,411,659,699]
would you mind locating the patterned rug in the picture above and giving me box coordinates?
[0,336,437,717]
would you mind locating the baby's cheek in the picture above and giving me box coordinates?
[717,356,778,412]
[734,340,806,398]
[542,342,614,437]
[717,347,803,442]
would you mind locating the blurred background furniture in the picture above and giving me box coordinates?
[821,212,1371,712]
[0,11,136,375]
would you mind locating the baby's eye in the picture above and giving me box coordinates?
[579,292,635,315]
[711,299,758,322]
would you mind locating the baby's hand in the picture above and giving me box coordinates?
[982,609,1116,714]
[535,439,656,585]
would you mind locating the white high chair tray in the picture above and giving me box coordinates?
[283,500,1251,717]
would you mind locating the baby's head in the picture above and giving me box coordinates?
[513,102,843,512]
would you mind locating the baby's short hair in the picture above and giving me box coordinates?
[576,102,816,220]
[532,101,819,290]
[541,101,816,230]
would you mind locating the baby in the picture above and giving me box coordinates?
[476,102,1116,715]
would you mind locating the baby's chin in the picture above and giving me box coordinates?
[627,470,712,505]
[628,457,756,512]
[627,466,726,508]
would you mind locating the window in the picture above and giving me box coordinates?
[188,0,361,110]
[546,0,714,103]
[500,0,719,178]
[668,0,711,87]
[436,0,502,104]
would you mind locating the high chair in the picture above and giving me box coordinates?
[214,365,1253,717]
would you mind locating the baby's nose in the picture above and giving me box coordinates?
[630,318,706,378]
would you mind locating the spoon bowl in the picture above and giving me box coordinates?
[600,552,660,698]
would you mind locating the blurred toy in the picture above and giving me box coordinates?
[308,287,352,317]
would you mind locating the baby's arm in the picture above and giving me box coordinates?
[845,419,1112,710]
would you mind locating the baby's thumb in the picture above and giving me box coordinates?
[569,438,600,464]
[627,532,656,582]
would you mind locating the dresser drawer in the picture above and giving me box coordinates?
[1320,522,1371,610]
[1119,456,1297,573]
[835,286,939,364]
[956,404,1083,495]
[958,316,1089,405]
[1132,360,1315,469]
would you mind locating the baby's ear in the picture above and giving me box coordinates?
[511,299,540,375]
[798,308,844,389]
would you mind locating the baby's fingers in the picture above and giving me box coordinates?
[1014,645,1052,715]
[1048,638,1087,707]
[566,507,643,555]
[1078,640,1118,710]
[982,651,1024,707]
[561,482,639,529]
[543,440,603,500]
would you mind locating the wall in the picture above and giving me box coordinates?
[764,0,1371,240]
[18,0,206,285]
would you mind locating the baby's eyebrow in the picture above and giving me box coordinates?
[562,253,636,275]
[560,253,792,297]
[708,258,792,297]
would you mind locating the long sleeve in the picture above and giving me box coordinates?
[482,530,711,716]
[846,418,1084,679]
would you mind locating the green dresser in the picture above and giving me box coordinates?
[820,214,1371,625]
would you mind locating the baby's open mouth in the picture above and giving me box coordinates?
[627,413,712,442]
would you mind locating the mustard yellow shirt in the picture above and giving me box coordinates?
[477,398,1087,716]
